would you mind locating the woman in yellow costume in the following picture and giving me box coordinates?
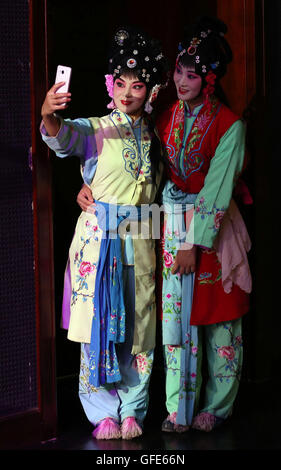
[40,26,168,440]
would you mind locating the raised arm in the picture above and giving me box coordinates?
[41,82,72,136]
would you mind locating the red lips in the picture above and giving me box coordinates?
[179,88,189,94]
[121,100,132,105]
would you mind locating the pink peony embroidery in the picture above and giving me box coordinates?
[196,113,210,131]
[163,250,174,268]
[79,261,95,277]
[217,346,235,361]
[174,108,184,126]
[134,353,151,374]
[214,211,225,230]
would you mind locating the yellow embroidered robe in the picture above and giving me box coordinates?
[41,109,162,354]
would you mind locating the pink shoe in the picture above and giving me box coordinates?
[121,417,143,440]
[92,417,121,440]
[192,412,224,432]
[161,412,190,433]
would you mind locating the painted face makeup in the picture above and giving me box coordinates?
[113,75,147,120]
[173,64,203,108]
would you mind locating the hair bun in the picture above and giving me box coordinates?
[183,15,227,39]
[197,16,227,36]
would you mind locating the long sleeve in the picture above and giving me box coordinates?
[190,119,246,248]
[40,116,98,185]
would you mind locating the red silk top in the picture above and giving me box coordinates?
[157,99,239,194]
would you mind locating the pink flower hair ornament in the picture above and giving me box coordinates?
[105,74,116,109]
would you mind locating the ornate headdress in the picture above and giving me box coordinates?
[176,16,232,109]
[105,26,169,112]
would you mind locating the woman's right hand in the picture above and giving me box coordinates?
[41,82,72,136]
[77,184,96,213]
[41,82,72,117]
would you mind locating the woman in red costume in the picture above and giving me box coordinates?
[158,16,252,433]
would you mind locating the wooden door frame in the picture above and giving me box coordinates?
[30,0,57,443]
[0,0,57,448]
[217,0,257,115]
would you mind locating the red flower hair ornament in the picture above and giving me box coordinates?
[202,70,216,111]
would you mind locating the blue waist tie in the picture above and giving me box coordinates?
[88,200,142,387]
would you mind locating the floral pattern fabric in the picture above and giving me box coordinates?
[214,323,243,383]
[71,219,100,307]
[199,319,243,419]
[161,195,198,425]
[79,341,154,425]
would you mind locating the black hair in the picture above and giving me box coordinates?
[108,26,169,90]
[178,16,232,80]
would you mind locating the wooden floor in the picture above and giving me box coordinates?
[11,372,281,454]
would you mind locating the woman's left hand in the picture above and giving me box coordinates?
[171,244,197,275]
[77,184,96,213]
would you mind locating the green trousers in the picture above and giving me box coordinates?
[164,319,243,420]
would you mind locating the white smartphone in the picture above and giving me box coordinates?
[55,65,72,93]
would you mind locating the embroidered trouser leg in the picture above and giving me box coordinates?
[79,343,121,425]
[79,266,154,426]
[164,342,202,418]
[198,319,243,419]
[116,266,154,423]
[164,319,242,421]
[164,345,181,415]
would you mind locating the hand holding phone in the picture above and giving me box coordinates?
[41,65,72,119]
[55,65,72,93]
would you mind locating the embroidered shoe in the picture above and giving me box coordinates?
[92,417,121,440]
[121,417,143,440]
[192,412,224,432]
[161,412,190,433]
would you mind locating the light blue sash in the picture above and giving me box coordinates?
[162,181,199,425]
[88,201,142,387]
